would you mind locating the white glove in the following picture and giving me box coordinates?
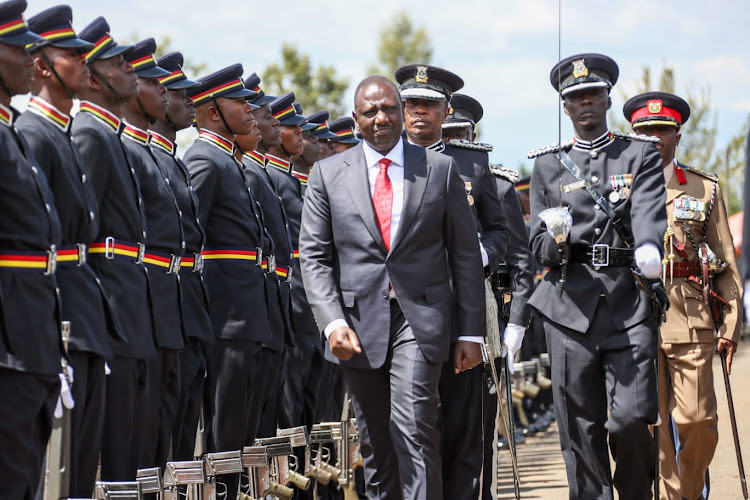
[479,239,489,267]
[54,365,75,419]
[744,281,750,324]
[545,211,573,240]
[503,323,526,374]
[635,243,662,279]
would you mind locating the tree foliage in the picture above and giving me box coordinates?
[262,43,350,117]
[611,66,748,214]
[366,11,433,78]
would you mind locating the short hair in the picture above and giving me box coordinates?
[353,75,401,110]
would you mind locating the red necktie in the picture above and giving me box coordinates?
[372,158,393,251]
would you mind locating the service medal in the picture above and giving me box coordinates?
[609,191,620,203]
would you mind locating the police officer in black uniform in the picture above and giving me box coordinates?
[18,6,126,495]
[149,51,213,463]
[396,64,509,500]
[326,115,360,153]
[184,64,265,500]
[0,2,64,497]
[527,53,667,500]
[74,16,156,481]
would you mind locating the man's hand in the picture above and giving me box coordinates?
[454,340,483,374]
[717,337,738,375]
[329,327,362,361]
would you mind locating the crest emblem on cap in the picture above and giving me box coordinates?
[572,59,589,78]
[415,66,429,83]
[648,100,662,114]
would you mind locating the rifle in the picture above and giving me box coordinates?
[276,426,314,492]
[338,392,362,500]
[202,450,244,500]
[309,425,339,489]
[43,321,72,500]
[163,460,205,500]
[254,436,295,500]
[239,445,269,500]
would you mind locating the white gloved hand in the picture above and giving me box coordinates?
[744,281,750,324]
[544,211,573,240]
[635,243,662,279]
[54,364,75,419]
[503,323,526,374]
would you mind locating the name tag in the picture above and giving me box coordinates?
[563,180,585,193]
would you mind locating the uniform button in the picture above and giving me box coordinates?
[594,205,600,210]
[95,277,102,285]
[165,178,170,185]
[181,241,186,249]
[89,211,95,220]
[138,198,143,206]
[81,174,87,183]
[382,291,388,299]
[31,166,38,175]
[189,186,194,193]
[178,210,183,217]
[591,175,599,184]
[130,168,135,175]
[590,151,598,159]
[55,287,61,296]
[45,203,51,213]
[142,231,147,238]
[595,228,602,235]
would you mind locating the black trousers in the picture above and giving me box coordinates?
[279,332,324,430]
[138,348,181,470]
[205,339,262,500]
[0,368,58,500]
[544,296,658,500]
[250,348,285,439]
[438,349,484,500]
[172,338,207,461]
[68,350,106,497]
[101,357,149,481]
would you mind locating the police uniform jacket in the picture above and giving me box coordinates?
[528,133,667,333]
[17,98,125,358]
[184,130,271,343]
[661,162,742,344]
[71,102,155,359]
[122,123,185,350]
[492,173,534,326]
[243,153,295,350]
[0,103,62,376]
[266,155,319,336]
[441,142,510,273]
[149,133,213,345]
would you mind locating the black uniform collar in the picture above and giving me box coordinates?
[148,130,175,156]
[78,100,122,134]
[244,150,266,168]
[572,130,614,152]
[410,137,445,152]
[27,96,71,133]
[197,128,235,156]
[0,101,17,127]
[266,153,293,174]
[122,120,150,146]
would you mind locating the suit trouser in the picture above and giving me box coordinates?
[658,340,718,500]
[342,301,443,500]
[205,339,262,500]
[0,368,58,500]
[481,381,499,500]
[68,350,106,497]
[101,356,149,481]
[172,338,207,461]
[544,296,658,500]
[438,350,484,500]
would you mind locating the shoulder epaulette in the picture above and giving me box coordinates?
[489,164,519,183]
[527,138,575,159]
[448,138,493,152]
[611,130,661,144]
[683,165,719,181]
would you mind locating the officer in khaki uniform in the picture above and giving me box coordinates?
[624,92,742,500]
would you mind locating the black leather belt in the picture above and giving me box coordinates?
[570,244,634,267]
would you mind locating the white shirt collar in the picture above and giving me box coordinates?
[362,137,404,169]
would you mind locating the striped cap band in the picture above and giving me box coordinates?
[159,69,185,84]
[84,34,113,61]
[335,128,354,138]
[130,54,156,69]
[39,27,75,41]
[0,17,25,36]
[273,105,295,120]
[192,78,244,105]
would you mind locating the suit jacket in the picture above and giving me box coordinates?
[493,176,533,327]
[71,103,155,359]
[17,102,124,358]
[300,140,485,369]
[442,143,509,274]
[528,134,667,333]
[661,163,742,344]
[0,104,62,376]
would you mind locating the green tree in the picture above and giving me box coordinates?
[366,11,433,78]
[611,66,748,213]
[262,43,349,117]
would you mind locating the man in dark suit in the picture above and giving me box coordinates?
[300,75,485,500]
[527,53,667,499]
[0,2,63,497]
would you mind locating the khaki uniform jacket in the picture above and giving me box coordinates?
[661,162,742,344]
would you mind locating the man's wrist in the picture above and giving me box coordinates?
[324,319,349,339]
[457,335,484,344]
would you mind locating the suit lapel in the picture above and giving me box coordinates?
[342,144,387,251]
[390,142,430,253]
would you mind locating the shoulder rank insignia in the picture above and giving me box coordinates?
[527,138,575,159]
[611,130,661,144]
[489,164,519,183]
[448,138,493,152]
[683,165,719,181]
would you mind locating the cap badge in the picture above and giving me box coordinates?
[448,107,454,115]
[415,66,429,83]
[572,59,589,78]
[648,100,662,114]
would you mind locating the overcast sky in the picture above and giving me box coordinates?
[20,0,750,171]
